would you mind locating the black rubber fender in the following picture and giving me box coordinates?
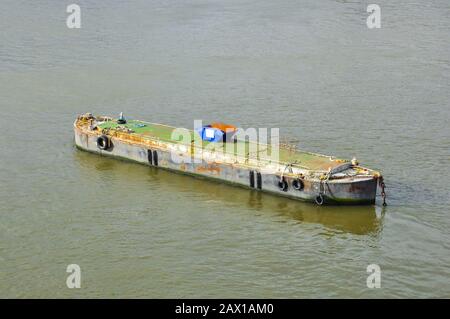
[315,194,324,205]
[256,172,262,190]
[153,150,158,166]
[292,179,304,191]
[147,149,158,166]
[277,178,288,192]
[249,171,255,188]
[96,135,110,150]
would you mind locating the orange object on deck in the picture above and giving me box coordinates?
[210,122,237,133]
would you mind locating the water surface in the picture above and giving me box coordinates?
[0,0,449,298]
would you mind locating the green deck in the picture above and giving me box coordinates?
[98,119,347,171]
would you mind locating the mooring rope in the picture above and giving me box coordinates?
[379,176,387,206]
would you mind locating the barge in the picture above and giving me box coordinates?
[74,113,386,205]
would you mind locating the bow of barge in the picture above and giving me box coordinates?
[74,113,385,205]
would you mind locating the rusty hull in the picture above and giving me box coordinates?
[74,116,380,205]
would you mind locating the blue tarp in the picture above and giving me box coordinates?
[196,126,224,142]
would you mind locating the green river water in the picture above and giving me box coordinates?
[0,0,449,298]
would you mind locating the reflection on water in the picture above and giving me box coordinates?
[74,149,385,236]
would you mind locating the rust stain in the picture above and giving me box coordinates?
[349,182,366,192]
[196,164,221,175]
[302,179,313,192]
